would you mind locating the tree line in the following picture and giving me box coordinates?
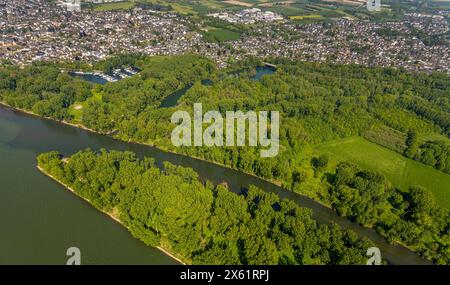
[37,149,374,265]
[329,161,449,264]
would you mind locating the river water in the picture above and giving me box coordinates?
[0,106,177,264]
[0,106,430,265]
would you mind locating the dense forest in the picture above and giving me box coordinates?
[1,55,448,182]
[1,54,449,263]
[37,149,374,265]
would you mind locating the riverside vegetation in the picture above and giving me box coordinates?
[37,149,374,265]
[1,54,449,263]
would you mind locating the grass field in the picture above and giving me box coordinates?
[289,14,323,20]
[68,92,102,122]
[204,26,241,42]
[313,136,450,208]
[419,133,450,145]
[224,0,254,7]
[92,1,135,11]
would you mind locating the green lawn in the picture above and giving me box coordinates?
[313,136,450,208]
[92,1,135,11]
[204,26,241,42]
[68,92,102,122]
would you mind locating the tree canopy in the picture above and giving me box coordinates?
[37,149,374,265]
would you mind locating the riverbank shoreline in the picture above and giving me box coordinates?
[1,103,429,264]
[36,165,188,265]
[0,101,286,187]
[2,102,337,209]
[0,101,101,134]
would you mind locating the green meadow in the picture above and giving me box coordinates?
[92,1,135,11]
[68,91,102,122]
[419,133,450,145]
[204,26,241,42]
[313,137,450,208]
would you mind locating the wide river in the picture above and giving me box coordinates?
[0,105,430,265]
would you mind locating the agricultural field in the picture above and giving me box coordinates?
[289,14,323,20]
[313,137,450,208]
[88,0,217,14]
[263,1,362,21]
[223,0,254,7]
[203,26,242,41]
[83,0,412,23]
[91,1,135,11]
[84,0,442,23]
